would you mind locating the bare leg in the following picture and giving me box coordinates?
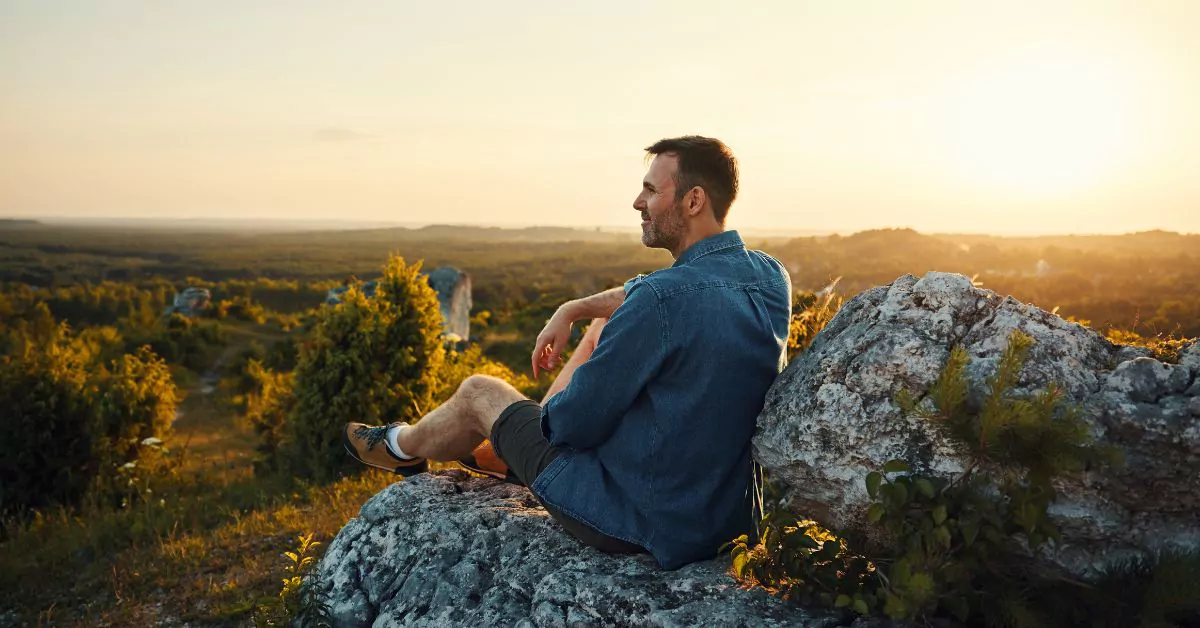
[397,375,525,461]
[542,318,607,404]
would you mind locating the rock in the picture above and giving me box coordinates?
[425,266,473,342]
[754,272,1200,579]
[311,470,845,627]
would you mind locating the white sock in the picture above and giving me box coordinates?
[385,424,416,460]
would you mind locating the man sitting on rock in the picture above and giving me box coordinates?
[343,136,792,569]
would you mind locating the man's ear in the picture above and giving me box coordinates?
[686,186,707,217]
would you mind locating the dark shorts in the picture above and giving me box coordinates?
[490,399,644,555]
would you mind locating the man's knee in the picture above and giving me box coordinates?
[581,318,608,351]
[459,374,511,398]
[457,374,527,429]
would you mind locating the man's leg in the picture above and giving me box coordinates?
[541,318,606,404]
[396,374,526,461]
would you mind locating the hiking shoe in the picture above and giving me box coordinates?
[457,440,523,485]
[343,422,428,476]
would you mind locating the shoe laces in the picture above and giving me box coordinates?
[354,422,401,451]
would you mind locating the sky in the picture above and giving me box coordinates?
[2,1,1198,235]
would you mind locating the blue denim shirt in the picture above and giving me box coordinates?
[532,230,791,569]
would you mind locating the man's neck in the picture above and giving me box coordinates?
[670,225,725,260]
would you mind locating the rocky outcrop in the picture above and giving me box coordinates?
[310,470,846,627]
[754,272,1200,578]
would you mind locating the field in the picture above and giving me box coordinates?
[0,221,1197,625]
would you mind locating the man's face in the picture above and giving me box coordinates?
[633,154,686,251]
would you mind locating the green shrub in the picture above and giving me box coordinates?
[242,359,296,475]
[0,324,178,516]
[280,256,445,481]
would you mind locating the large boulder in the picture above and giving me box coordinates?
[754,271,1200,578]
[310,470,847,627]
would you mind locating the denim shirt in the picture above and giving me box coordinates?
[533,230,792,569]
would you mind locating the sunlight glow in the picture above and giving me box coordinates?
[944,54,1135,197]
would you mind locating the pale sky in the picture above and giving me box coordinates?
[2,1,1198,234]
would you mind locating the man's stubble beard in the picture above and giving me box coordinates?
[641,199,686,252]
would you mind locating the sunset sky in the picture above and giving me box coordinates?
[2,1,1198,234]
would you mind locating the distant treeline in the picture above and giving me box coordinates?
[1,224,1196,338]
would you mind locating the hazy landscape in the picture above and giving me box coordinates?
[0,219,1195,625]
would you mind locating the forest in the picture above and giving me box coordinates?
[0,220,1196,626]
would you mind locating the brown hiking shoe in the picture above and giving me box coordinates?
[342,422,428,476]
[457,440,521,484]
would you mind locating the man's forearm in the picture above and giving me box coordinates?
[560,286,625,321]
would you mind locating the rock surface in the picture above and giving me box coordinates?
[425,266,472,342]
[311,470,846,627]
[754,272,1200,578]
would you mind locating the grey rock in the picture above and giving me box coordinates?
[754,271,1200,579]
[312,471,845,627]
[426,266,473,342]
[1105,357,1191,403]
[1181,340,1200,375]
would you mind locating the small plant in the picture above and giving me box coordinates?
[725,481,876,614]
[787,279,844,360]
[1105,328,1192,364]
[253,532,332,627]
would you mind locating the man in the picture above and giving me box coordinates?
[343,136,791,569]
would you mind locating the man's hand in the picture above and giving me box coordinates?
[532,308,573,378]
[530,286,627,378]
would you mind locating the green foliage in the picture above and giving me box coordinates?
[253,532,332,627]
[242,359,297,475]
[281,256,445,481]
[214,295,268,324]
[0,323,178,515]
[729,331,1188,627]
[1105,328,1193,364]
[120,313,226,373]
[435,344,536,403]
[725,482,875,611]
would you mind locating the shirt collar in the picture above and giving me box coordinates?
[672,230,744,267]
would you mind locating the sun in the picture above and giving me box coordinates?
[942,54,1135,197]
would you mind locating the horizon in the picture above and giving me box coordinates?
[8,214,1197,239]
[3,2,1199,234]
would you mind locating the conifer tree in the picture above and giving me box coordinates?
[282,256,445,481]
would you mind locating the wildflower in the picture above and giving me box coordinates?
[122,461,137,470]
[141,437,163,447]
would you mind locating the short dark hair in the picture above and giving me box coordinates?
[644,136,739,224]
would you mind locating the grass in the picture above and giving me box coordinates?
[0,335,398,626]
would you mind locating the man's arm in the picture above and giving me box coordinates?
[532,286,626,377]
[540,282,665,450]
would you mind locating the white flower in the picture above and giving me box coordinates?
[122,461,137,470]
[141,437,163,447]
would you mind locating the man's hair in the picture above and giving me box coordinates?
[644,136,739,225]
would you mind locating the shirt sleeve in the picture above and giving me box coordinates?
[541,277,666,451]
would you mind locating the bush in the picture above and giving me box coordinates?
[280,256,445,481]
[0,324,178,516]
[242,359,296,475]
